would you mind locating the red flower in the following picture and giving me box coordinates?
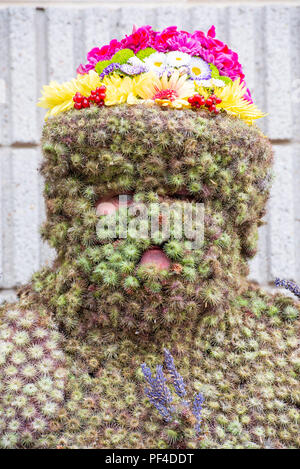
[154,26,180,51]
[120,25,156,53]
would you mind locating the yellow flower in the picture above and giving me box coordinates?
[38,68,266,126]
[37,71,102,119]
[196,79,266,125]
[102,74,139,106]
[135,71,195,109]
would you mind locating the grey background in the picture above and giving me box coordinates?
[1,0,300,303]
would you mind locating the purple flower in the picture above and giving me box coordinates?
[156,67,175,78]
[141,363,174,421]
[164,349,187,398]
[99,63,121,79]
[275,278,300,299]
[141,352,205,435]
[119,63,148,76]
[192,392,204,434]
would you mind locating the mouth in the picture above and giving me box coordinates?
[95,191,201,273]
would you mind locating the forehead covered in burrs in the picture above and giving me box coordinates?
[42,105,272,201]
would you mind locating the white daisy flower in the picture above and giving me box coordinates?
[127,56,145,67]
[166,51,191,68]
[144,52,167,73]
[211,78,226,88]
[189,57,211,80]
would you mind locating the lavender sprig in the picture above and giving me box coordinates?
[164,348,187,399]
[141,363,174,422]
[275,278,300,299]
[192,392,204,434]
[141,351,205,435]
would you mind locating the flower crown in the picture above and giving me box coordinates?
[38,25,265,125]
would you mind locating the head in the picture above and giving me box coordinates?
[38,104,272,337]
[35,25,272,338]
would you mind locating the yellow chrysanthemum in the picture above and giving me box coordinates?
[38,71,102,119]
[102,74,139,106]
[196,79,266,125]
[135,71,195,109]
[38,68,265,126]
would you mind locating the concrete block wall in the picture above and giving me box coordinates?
[0,1,300,303]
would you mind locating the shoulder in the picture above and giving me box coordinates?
[0,304,67,448]
[193,288,299,448]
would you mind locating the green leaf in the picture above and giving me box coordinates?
[95,60,112,75]
[209,64,233,86]
[136,47,156,61]
[111,48,135,64]
[209,63,220,78]
[217,75,233,85]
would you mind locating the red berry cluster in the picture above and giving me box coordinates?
[188,93,222,114]
[73,86,106,110]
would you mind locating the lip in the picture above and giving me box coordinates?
[139,246,171,270]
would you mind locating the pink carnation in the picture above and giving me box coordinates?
[152,26,180,51]
[155,29,204,56]
[77,40,122,74]
[191,28,245,84]
[120,25,156,53]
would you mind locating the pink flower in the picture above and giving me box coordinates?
[120,25,156,53]
[76,24,251,100]
[192,30,245,84]
[207,25,216,38]
[153,26,180,51]
[160,30,204,56]
[243,87,253,103]
[77,40,122,74]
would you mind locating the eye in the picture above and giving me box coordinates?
[171,190,195,201]
[96,194,133,216]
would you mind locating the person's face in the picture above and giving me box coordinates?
[41,106,272,331]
